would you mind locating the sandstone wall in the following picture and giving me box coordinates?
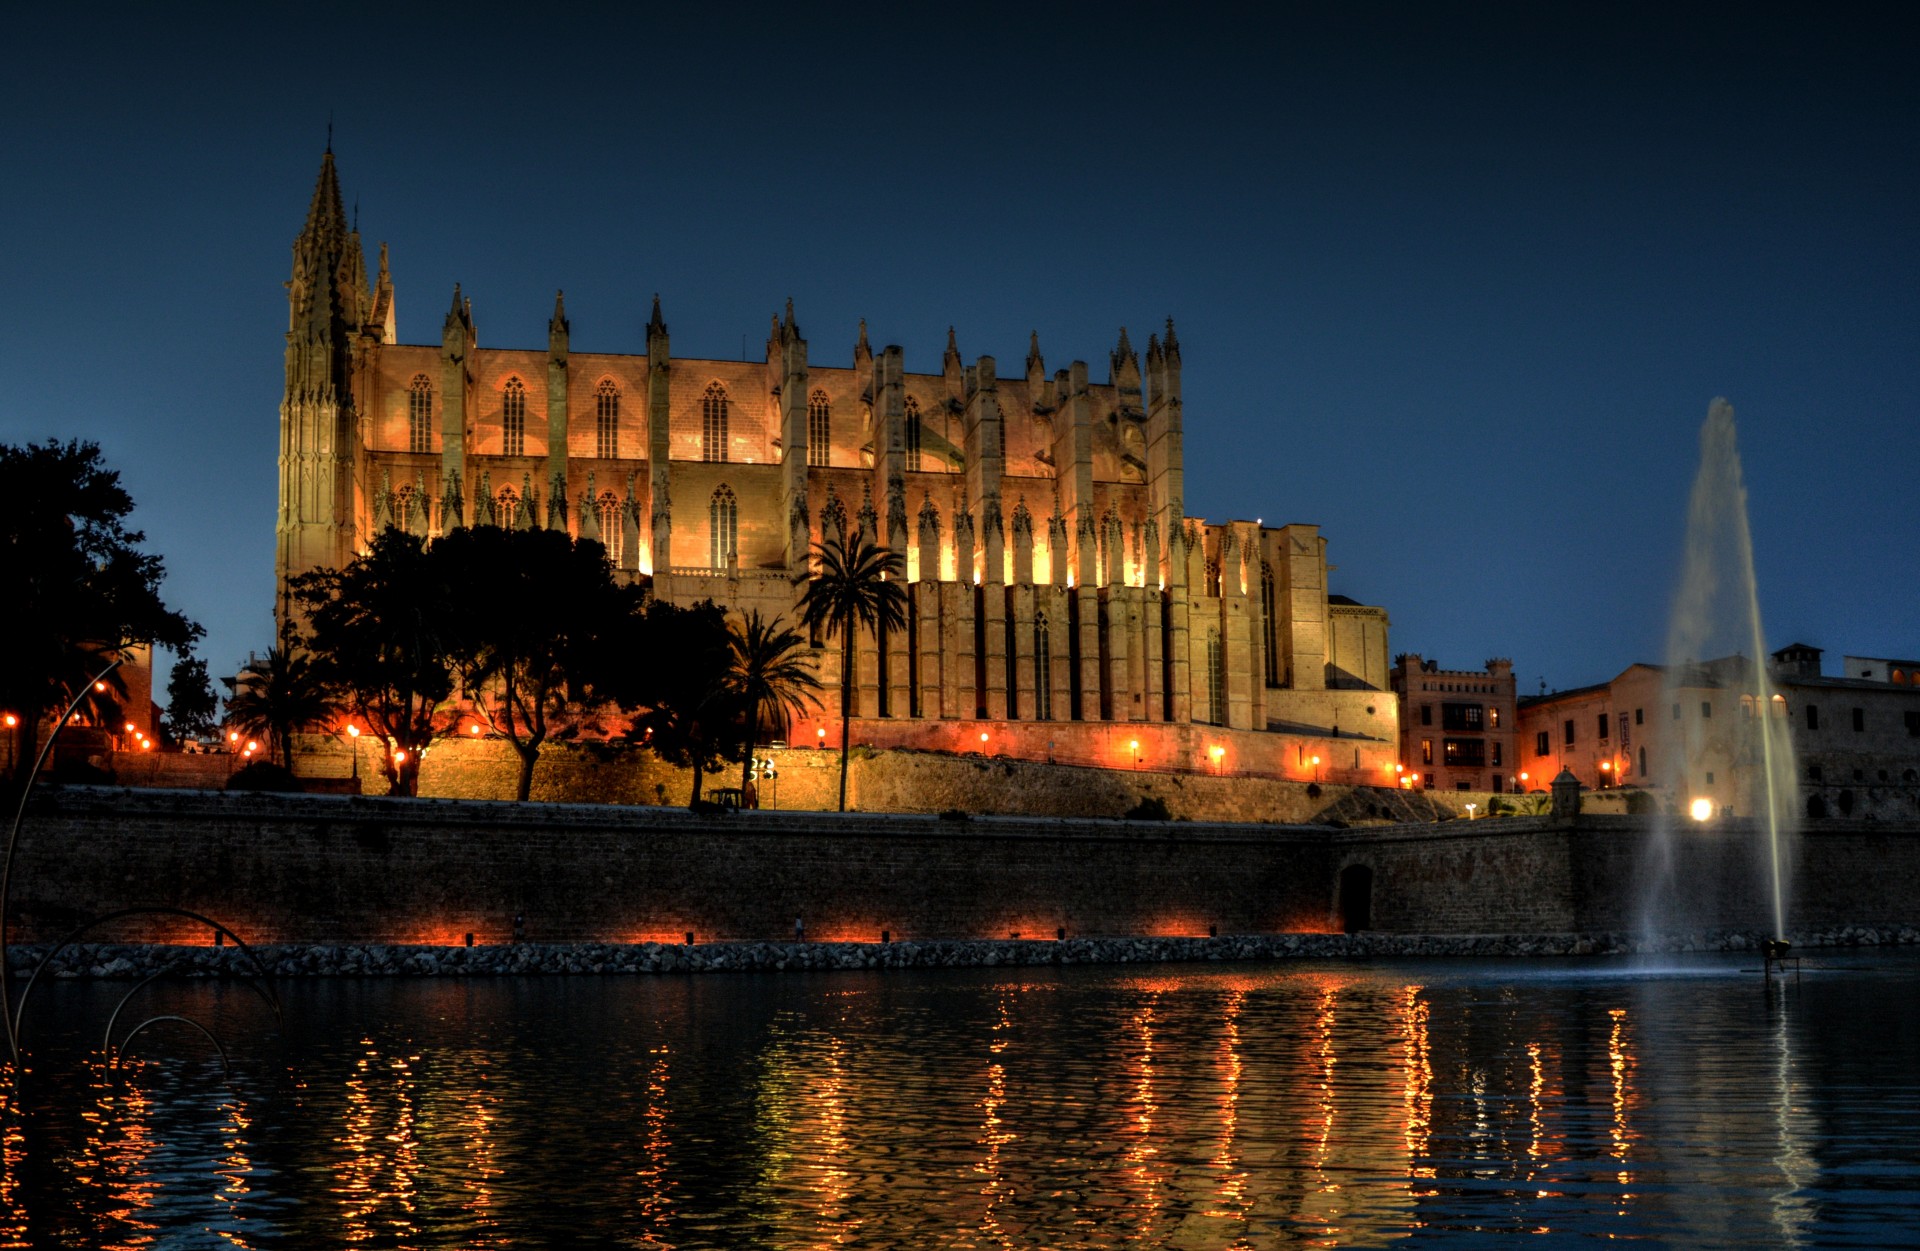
[12,788,1333,947]
[18,790,1913,949]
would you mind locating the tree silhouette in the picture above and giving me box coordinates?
[436,526,641,801]
[0,440,200,784]
[726,610,823,803]
[291,529,454,797]
[795,533,906,812]
[614,599,736,807]
[224,643,340,771]
[164,654,220,743]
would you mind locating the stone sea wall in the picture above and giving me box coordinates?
[13,788,1919,954]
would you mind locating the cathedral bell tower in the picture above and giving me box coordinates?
[276,147,369,630]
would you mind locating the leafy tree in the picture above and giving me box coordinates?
[613,599,738,807]
[726,610,823,801]
[291,529,454,797]
[224,643,341,771]
[435,526,643,801]
[163,654,220,743]
[795,533,906,812]
[0,440,200,782]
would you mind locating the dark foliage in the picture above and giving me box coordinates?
[0,440,200,779]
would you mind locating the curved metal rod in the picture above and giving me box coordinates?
[101,965,177,1058]
[112,1014,232,1081]
[13,906,282,1053]
[1,657,124,1064]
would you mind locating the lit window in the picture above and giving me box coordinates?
[709,484,737,569]
[703,383,729,463]
[1207,630,1224,726]
[408,375,433,453]
[597,492,623,564]
[502,377,526,457]
[904,396,922,471]
[808,390,831,467]
[597,380,619,459]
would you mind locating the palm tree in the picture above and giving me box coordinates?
[727,610,824,803]
[225,644,340,771]
[795,533,907,812]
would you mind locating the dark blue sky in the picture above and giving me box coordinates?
[4,3,1913,694]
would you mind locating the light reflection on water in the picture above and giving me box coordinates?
[3,953,1920,1246]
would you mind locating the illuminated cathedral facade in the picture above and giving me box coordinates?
[277,151,1399,781]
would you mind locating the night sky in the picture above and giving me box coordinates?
[3,3,1913,698]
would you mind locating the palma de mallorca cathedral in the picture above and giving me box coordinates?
[277,151,1399,781]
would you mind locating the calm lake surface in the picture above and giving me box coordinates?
[6,951,1920,1248]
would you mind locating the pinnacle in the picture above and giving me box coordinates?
[301,149,348,245]
[648,293,666,334]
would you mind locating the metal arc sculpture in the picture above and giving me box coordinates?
[2,657,280,1078]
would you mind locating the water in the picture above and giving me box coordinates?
[1657,397,1798,938]
[7,955,1920,1247]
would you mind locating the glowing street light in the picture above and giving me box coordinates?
[1311,753,1323,782]
[1130,739,1140,769]
[1209,744,1225,775]
[1689,797,1714,822]
[2,714,17,728]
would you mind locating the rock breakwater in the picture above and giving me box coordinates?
[12,924,1919,979]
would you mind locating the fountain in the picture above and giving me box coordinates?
[1649,398,1797,942]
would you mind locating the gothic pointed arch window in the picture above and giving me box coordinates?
[1033,613,1053,720]
[702,382,730,463]
[497,485,520,529]
[808,390,831,468]
[408,375,433,453]
[1262,561,1280,687]
[597,491,623,564]
[1207,629,1225,726]
[502,377,527,456]
[709,484,738,569]
[904,396,923,471]
[596,380,620,459]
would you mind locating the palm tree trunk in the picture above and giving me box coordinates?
[690,757,705,807]
[838,613,854,812]
[740,705,759,801]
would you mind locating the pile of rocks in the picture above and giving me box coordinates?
[10,924,1918,980]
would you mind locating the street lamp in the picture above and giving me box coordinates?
[1311,753,1322,782]
[1130,739,1140,770]
[1209,744,1225,775]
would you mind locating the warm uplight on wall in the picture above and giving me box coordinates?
[1209,744,1225,774]
[124,721,135,733]
[347,725,360,738]
[93,681,107,692]
[394,750,407,764]
[1689,797,1713,822]
[469,724,482,736]
[2,714,16,728]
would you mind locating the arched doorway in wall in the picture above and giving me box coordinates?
[1337,864,1374,933]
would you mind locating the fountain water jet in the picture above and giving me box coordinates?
[1650,399,1797,941]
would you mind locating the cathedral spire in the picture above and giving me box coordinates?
[943,326,961,371]
[648,293,666,335]
[300,149,348,248]
[1027,330,1042,371]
